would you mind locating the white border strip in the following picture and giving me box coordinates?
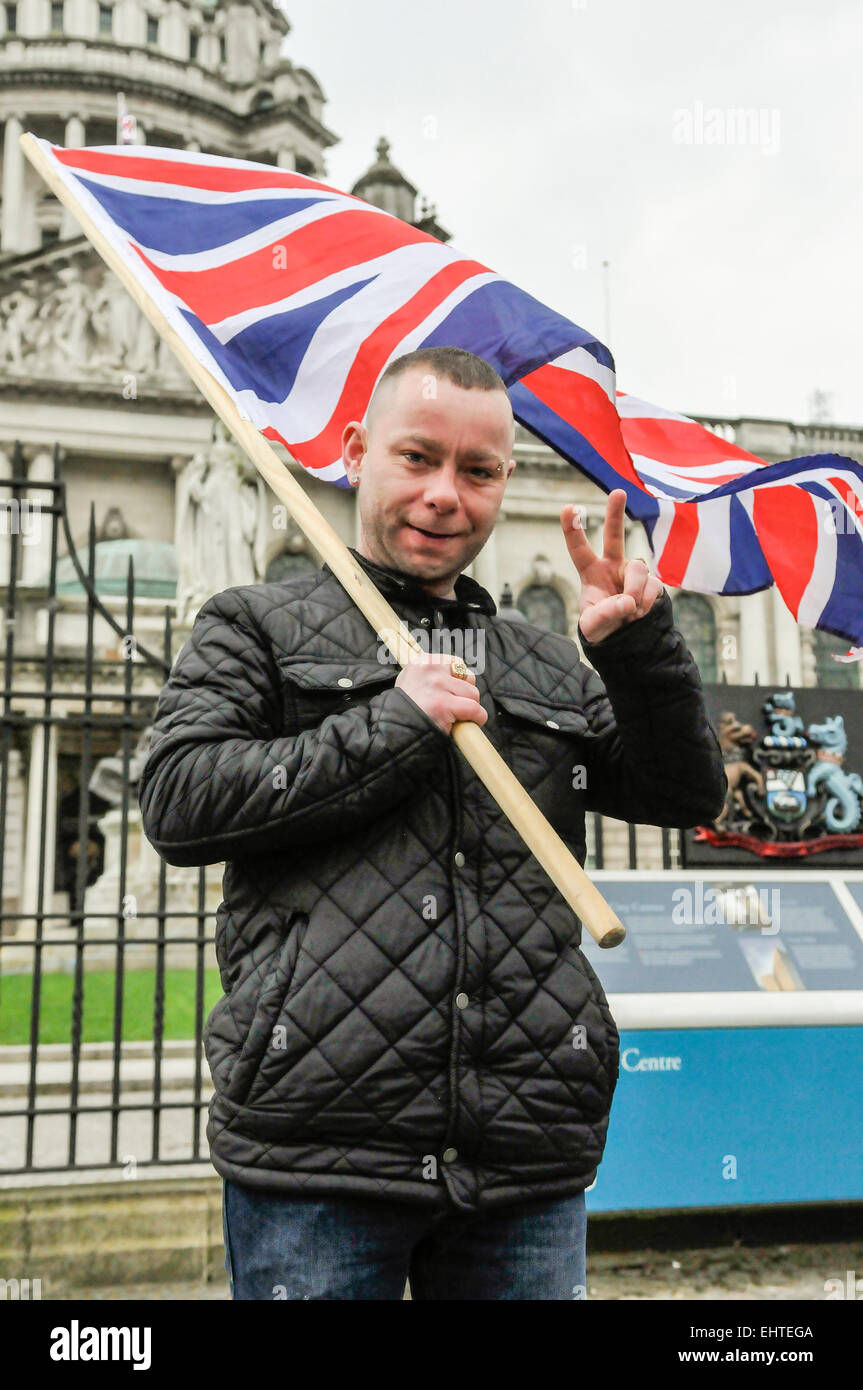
[608,990,863,1029]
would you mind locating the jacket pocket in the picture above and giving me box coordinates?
[222,911,309,1108]
[492,691,589,736]
[277,657,396,732]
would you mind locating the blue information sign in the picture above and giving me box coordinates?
[586,1026,863,1212]
[580,878,863,992]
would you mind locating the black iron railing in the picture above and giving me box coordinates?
[0,444,215,1176]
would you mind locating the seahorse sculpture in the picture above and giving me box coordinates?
[806,716,863,833]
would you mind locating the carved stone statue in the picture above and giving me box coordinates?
[38,264,91,365]
[173,419,270,625]
[88,727,155,806]
[0,258,188,386]
[0,283,40,367]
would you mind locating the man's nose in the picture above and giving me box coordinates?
[422,465,461,510]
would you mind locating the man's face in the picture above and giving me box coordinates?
[342,367,516,597]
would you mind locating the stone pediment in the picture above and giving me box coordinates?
[0,237,195,399]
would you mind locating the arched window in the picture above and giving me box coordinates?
[813,629,861,689]
[517,584,568,635]
[265,550,318,584]
[672,593,718,682]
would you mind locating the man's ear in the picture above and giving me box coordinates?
[342,421,367,486]
[506,458,516,480]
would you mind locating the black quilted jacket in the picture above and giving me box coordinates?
[138,548,726,1212]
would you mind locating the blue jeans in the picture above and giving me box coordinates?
[222,1179,587,1300]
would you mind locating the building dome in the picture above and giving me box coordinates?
[49,540,178,598]
[351,138,451,240]
[351,137,419,223]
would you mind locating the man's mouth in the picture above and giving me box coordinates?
[407,523,462,541]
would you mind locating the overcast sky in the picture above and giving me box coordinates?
[282,0,862,428]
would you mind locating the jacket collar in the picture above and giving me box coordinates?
[325,547,497,617]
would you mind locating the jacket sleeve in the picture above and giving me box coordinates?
[574,590,727,827]
[137,592,449,868]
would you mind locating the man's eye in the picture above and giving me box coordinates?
[403,451,425,464]
[470,467,495,479]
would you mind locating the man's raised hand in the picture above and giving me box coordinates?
[561,489,664,644]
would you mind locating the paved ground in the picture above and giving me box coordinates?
[57,1238,863,1301]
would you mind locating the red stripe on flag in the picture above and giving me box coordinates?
[751,485,820,617]
[53,146,342,198]
[620,416,765,474]
[657,503,700,586]
[521,363,645,489]
[828,474,863,527]
[132,208,453,322]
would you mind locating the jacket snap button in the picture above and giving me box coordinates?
[546,718,560,729]
[455,992,469,1009]
[420,616,431,626]
[338,677,353,688]
[453,850,465,868]
[442,1147,458,1163]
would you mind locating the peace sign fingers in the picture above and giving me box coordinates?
[601,488,628,567]
[560,503,598,578]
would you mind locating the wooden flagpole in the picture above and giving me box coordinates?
[21,133,626,948]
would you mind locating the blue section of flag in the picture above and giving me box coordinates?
[75,176,329,254]
[420,281,613,387]
[720,494,774,594]
[179,275,377,399]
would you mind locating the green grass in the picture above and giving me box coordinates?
[0,969,223,1046]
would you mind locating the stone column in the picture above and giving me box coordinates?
[738,589,770,684]
[472,529,499,604]
[799,626,818,687]
[277,147,296,170]
[60,115,86,239]
[20,722,59,932]
[1,747,26,913]
[2,114,25,254]
[716,607,742,684]
[771,588,803,686]
[20,451,55,587]
[0,447,12,589]
[625,517,652,565]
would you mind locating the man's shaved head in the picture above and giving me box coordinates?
[366,347,514,451]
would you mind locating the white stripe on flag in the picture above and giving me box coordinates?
[616,393,690,423]
[680,495,733,592]
[210,239,470,341]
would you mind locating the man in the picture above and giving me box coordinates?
[138,346,726,1300]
